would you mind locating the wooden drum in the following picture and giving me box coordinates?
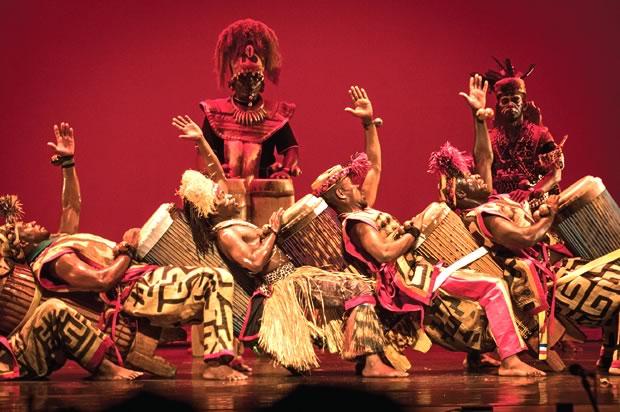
[277,194,363,274]
[411,202,503,276]
[248,178,295,227]
[554,176,620,260]
[0,264,42,336]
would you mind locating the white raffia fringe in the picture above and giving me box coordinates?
[258,267,348,371]
[177,170,218,218]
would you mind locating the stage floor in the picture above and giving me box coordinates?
[1,342,619,411]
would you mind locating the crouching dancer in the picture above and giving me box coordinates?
[314,86,544,376]
[1,122,243,380]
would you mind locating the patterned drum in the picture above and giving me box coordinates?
[555,176,620,260]
[137,203,255,335]
[411,202,504,276]
[248,178,295,227]
[278,194,363,274]
[0,264,41,336]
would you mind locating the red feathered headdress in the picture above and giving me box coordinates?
[214,18,282,89]
[427,142,473,207]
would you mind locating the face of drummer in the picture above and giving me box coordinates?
[17,221,50,245]
[456,174,490,203]
[338,177,368,209]
[213,187,241,218]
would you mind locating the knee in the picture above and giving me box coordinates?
[37,298,71,317]
[215,268,234,285]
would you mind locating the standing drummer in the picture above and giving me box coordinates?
[314,86,544,376]
[429,76,620,375]
[468,58,565,206]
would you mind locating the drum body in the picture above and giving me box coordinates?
[226,178,248,221]
[249,178,295,227]
[0,264,41,336]
[554,176,620,260]
[278,194,363,274]
[411,202,503,276]
[137,203,255,335]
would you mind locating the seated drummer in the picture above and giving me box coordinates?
[313,86,544,377]
[0,123,244,381]
[428,75,620,376]
[172,111,406,378]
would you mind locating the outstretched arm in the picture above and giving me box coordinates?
[172,115,228,192]
[483,195,559,252]
[216,209,283,273]
[48,122,81,234]
[459,74,494,191]
[345,86,381,207]
[350,222,415,264]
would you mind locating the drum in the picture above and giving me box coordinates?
[226,178,248,221]
[248,178,295,227]
[137,203,255,335]
[411,202,504,276]
[0,264,41,336]
[278,194,364,274]
[554,176,620,260]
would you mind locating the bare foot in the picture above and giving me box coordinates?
[463,352,501,370]
[362,354,409,378]
[498,355,546,377]
[202,364,248,381]
[92,359,143,381]
[230,356,252,374]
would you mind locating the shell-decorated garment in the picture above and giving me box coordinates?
[200,98,295,145]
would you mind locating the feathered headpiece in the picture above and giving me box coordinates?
[177,170,219,218]
[427,142,473,207]
[481,57,535,96]
[0,195,26,276]
[177,170,220,256]
[311,153,371,197]
[214,18,282,89]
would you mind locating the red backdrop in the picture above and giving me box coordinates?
[1,1,619,240]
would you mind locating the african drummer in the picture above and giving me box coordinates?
[314,86,545,376]
[0,124,142,380]
[0,123,245,381]
[428,74,620,376]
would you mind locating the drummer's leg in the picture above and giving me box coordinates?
[9,299,141,380]
[305,272,408,377]
[123,266,244,380]
[441,270,545,376]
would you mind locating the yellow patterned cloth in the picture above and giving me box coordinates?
[1,299,113,379]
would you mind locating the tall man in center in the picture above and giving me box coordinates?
[313,86,544,376]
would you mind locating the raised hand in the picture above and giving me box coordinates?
[459,74,489,111]
[48,122,75,158]
[344,85,373,121]
[172,115,204,141]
